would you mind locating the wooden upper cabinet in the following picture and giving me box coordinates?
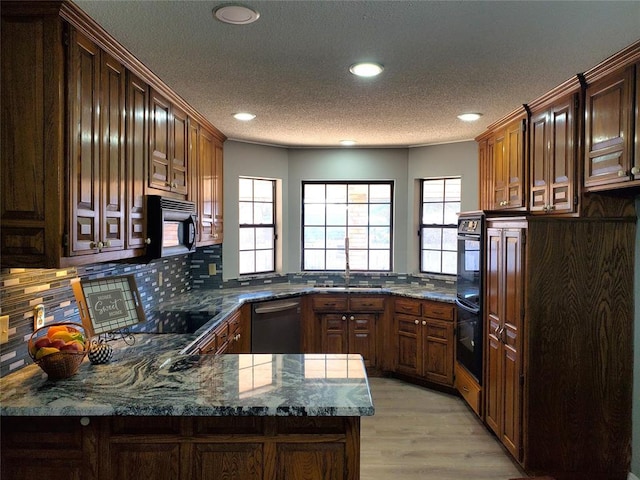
[213,140,224,243]
[148,89,189,197]
[477,110,527,211]
[529,90,578,215]
[584,64,636,189]
[68,30,126,257]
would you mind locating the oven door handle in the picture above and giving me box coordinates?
[455,298,480,315]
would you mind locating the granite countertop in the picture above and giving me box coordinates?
[154,283,455,354]
[0,339,374,417]
[1,283,453,418]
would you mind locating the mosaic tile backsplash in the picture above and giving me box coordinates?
[1,241,455,378]
[0,255,192,377]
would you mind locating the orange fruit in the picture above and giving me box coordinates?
[46,325,68,339]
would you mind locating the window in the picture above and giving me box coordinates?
[419,177,460,275]
[302,181,393,271]
[239,178,276,275]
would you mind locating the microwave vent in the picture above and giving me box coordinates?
[149,195,196,213]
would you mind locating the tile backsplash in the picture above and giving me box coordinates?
[0,255,192,377]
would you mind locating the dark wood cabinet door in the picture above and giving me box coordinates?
[423,318,453,386]
[213,140,224,243]
[99,51,126,252]
[505,119,525,209]
[149,89,171,191]
[484,227,503,436]
[348,313,376,368]
[321,314,348,354]
[584,65,634,187]
[529,110,549,212]
[396,314,420,376]
[500,229,524,459]
[69,30,100,255]
[548,96,575,213]
[126,72,148,249]
[194,443,262,480]
[492,130,507,209]
[198,126,216,244]
[171,104,188,195]
[110,442,180,480]
[277,443,345,480]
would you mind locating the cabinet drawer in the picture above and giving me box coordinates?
[312,295,348,311]
[227,310,242,334]
[395,298,421,316]
[455,363,482,417]
[349,296,385,312]
[423,302,455,321]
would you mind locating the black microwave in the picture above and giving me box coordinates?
[146,195,197,258]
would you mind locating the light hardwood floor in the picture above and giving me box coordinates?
[361,377,525,480]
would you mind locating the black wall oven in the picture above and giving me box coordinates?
[456,212,484,384]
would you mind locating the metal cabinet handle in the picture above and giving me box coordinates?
[422,320,426,326]
[144,238,151,245]
[350,315,355,321]
[618,170,627,177]
[462,386,469,393]
[414,319,419,325]
[342,315,347,321]
[632,166,639,175]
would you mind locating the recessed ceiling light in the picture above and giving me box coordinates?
[349,62,384,78]
[340,140,356,146]
[233,112,256,121]
[213,4,260,25]
[457,113,483,122]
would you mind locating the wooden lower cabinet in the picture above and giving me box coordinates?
[1,416,360,480]
[394,299,455,387]
[310,295,384,369]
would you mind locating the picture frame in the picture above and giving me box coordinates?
[72,275,146,337]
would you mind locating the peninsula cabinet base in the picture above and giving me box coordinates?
[1,416,361,480]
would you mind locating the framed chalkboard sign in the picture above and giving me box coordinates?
[72,275,146,337]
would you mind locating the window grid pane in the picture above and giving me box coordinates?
[239,178,276,275]
[302,181,393,272]
[419,177,460,275]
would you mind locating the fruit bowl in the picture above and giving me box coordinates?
[28,322,89,379]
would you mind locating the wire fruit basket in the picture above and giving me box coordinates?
[28,322,89,380]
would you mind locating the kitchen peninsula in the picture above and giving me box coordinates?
[0,334,373,480]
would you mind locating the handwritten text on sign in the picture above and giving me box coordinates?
[87,290,128,325]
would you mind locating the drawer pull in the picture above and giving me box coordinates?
[462,386,469,393]
[414,320,419,325]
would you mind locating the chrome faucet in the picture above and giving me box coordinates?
[344,237,350,287]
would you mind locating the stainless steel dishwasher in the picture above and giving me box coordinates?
[251,298,301,353]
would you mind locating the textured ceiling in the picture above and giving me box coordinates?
[74,0,640,148]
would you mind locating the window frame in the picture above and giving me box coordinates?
[301,180,394,272]
[238,177,277,276]
[418,177,461,275]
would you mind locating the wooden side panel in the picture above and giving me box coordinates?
[524,219,634,477]
[198,127,216,244]
[1,14,64,266]
[506,119,525,208]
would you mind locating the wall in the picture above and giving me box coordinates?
[287,148,410,272]
[0,255,192,377]
[407,141,478,273]
[633,195,640,478]
[221,141,290,280]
